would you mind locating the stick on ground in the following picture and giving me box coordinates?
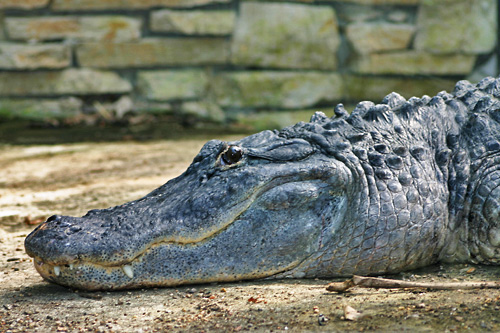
[326,275,500,292]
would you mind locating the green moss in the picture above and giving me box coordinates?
[0,99,82,121]
[212,71,343,109]
[235,109,329,132]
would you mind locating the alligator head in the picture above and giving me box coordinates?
[25,127,361,290]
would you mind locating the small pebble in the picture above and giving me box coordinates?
[318,314,329,326]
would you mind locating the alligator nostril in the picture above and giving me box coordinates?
[46,215,61,223]
[46,215,72,228]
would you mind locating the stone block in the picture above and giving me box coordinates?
[0,98,82,120]
[6,16,141,42]
[336,4,383,23]
[0,69,132,96]
[0,43,70,69]
[52,0,230,10]
[317,0,418,4]
[343,76,457,103]
[79,16,142,42]
[150,10,235,35]
[467,54,498,83]
[134,101,173,115]
[0,14,6,40]
[387,10,409,23]
[243,0,418,3]
[77,38,229,68]
[415,0,496,54]
[352,51,476,75]
[0,0,49,9]
[235,109,319,131]
[211,71,343,109]
[346,23,415,54]
[231,2,339,70]
[137,70,209,101]
[180,101,225,122]
[6,17,79,41]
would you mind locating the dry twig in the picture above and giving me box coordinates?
[326,275,500,293]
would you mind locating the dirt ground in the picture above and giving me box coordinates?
[2,132,500,332]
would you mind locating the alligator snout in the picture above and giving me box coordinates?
[26,214,81,259]
[26,214,86,284]
[29,214,70,233]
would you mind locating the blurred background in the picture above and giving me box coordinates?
[0,0,498,142]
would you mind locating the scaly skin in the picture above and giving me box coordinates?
[25,76,500,290]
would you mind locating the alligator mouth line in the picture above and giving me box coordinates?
[33,248,147,282]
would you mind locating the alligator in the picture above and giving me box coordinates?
[25,76,500,291]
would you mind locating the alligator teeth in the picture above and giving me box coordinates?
[54,266,61,276]
[122,265,134,279]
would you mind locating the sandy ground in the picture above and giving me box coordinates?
[2,136,500,332]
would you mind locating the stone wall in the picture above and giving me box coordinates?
[0,0,497,127]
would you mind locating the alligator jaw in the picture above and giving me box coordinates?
[33,258,147,290]
[32,258,302,291]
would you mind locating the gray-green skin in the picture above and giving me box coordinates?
[25,76,500,290]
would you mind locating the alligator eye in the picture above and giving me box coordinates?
[221,146,243,165]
